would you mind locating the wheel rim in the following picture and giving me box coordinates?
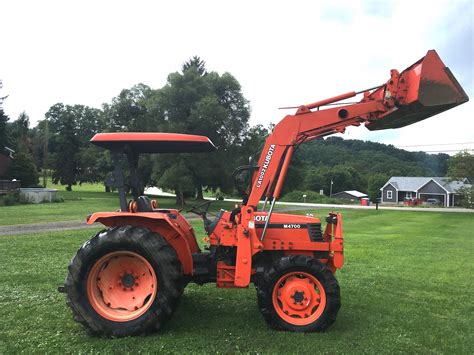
[86,251,157,322]
[272,271,327,326]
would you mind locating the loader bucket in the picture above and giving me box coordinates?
[366,50,469,131]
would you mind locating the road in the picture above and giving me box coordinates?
[0,206,306,236]
[0,201,471,236]
[248,199,474,213]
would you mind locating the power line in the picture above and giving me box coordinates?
[417,149,474,153]
[397,141,474,148]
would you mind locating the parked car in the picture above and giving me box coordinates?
[425,198,441,205]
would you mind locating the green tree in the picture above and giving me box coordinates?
[447,150,474,181]
[148,57,250,205]
[8,111,31,153]
[182,56,207,76]
[280,155,305,196]
[153,160,194,206]
[367,173,389,201]
[5,151,39,187]
[304,165,366,195]
[239,124,269,165]
[102,84,153,132]
[77,146,112,187]
[447,151,474,209]
[304,168,327,193]
[46,103,101,190]
[455,186,474,209]
[0,109,10,146]
[2,112,41,185]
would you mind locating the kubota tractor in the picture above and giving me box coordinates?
[60,50,468,336]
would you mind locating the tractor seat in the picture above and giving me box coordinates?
[135,196,154,212]
[204,209,224,235]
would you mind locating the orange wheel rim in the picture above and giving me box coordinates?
[86,251,157,322]
[272,271,327,326]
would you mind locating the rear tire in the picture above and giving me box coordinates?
[65,226,183,337]
[256,255,340,332]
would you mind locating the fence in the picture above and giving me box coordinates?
[0,180,21,195]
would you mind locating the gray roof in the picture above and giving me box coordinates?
[383,177,470,193]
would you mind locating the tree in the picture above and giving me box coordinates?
[2,112,40,185]
[182,56,207,76]
[455,185,474,209]
[153,160,194,206]
[148,57,250,205]
[102,84,153,132]
[46,103,101,190]
[447,151,474,182]
[8,111,31,153]
[304,165,366,195]
[77,146,112,187]
[280,155,305,196]
[5,151,39,187]
[0,109,10,147]
[367,173,389,201]
[447,151,474,209]
[304,168,327,193]
[29,119,52,187]
[239,124,270,164]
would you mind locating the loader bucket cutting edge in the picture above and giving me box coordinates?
[366,50,469,131]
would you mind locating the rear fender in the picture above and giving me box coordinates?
[87,211,199,275]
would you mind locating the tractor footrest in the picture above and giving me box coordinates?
[193,267,209,276]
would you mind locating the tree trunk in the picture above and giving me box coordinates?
[175,190,185,206]
[66,184,72,191]
[196,185,204,200]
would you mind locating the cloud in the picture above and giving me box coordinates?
[0,0,471,154]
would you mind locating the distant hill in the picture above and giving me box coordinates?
[285,137,450,199]
[296,137,449,177]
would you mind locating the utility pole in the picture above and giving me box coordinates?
[43,120,49,187]
[330,179,333,197]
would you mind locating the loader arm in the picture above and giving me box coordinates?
[245,50,468,208]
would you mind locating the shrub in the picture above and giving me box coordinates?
[281,190,351,205]
[456,186,474,209]
[0,192,20,206]
[52,196,65,203]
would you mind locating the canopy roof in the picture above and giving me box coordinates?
[90,132,216,153]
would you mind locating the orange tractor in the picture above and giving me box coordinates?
[60,50,468,336]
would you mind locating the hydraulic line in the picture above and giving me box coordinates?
[260,197,276,241]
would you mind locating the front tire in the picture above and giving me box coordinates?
[65,226,183,337]
[256,255,340,332]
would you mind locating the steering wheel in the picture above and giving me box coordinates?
[185,200,213,217]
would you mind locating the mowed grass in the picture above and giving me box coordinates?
[0,181,236,226]
[0,209,473,353]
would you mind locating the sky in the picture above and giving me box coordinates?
[0,0,472,154]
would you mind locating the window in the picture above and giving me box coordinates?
[387,190,393,199]
[406,192,413,199]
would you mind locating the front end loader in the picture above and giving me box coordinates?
[60,50,468,336]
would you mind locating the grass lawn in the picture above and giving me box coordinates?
[0,181,237,226]
[0,209,473,353]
